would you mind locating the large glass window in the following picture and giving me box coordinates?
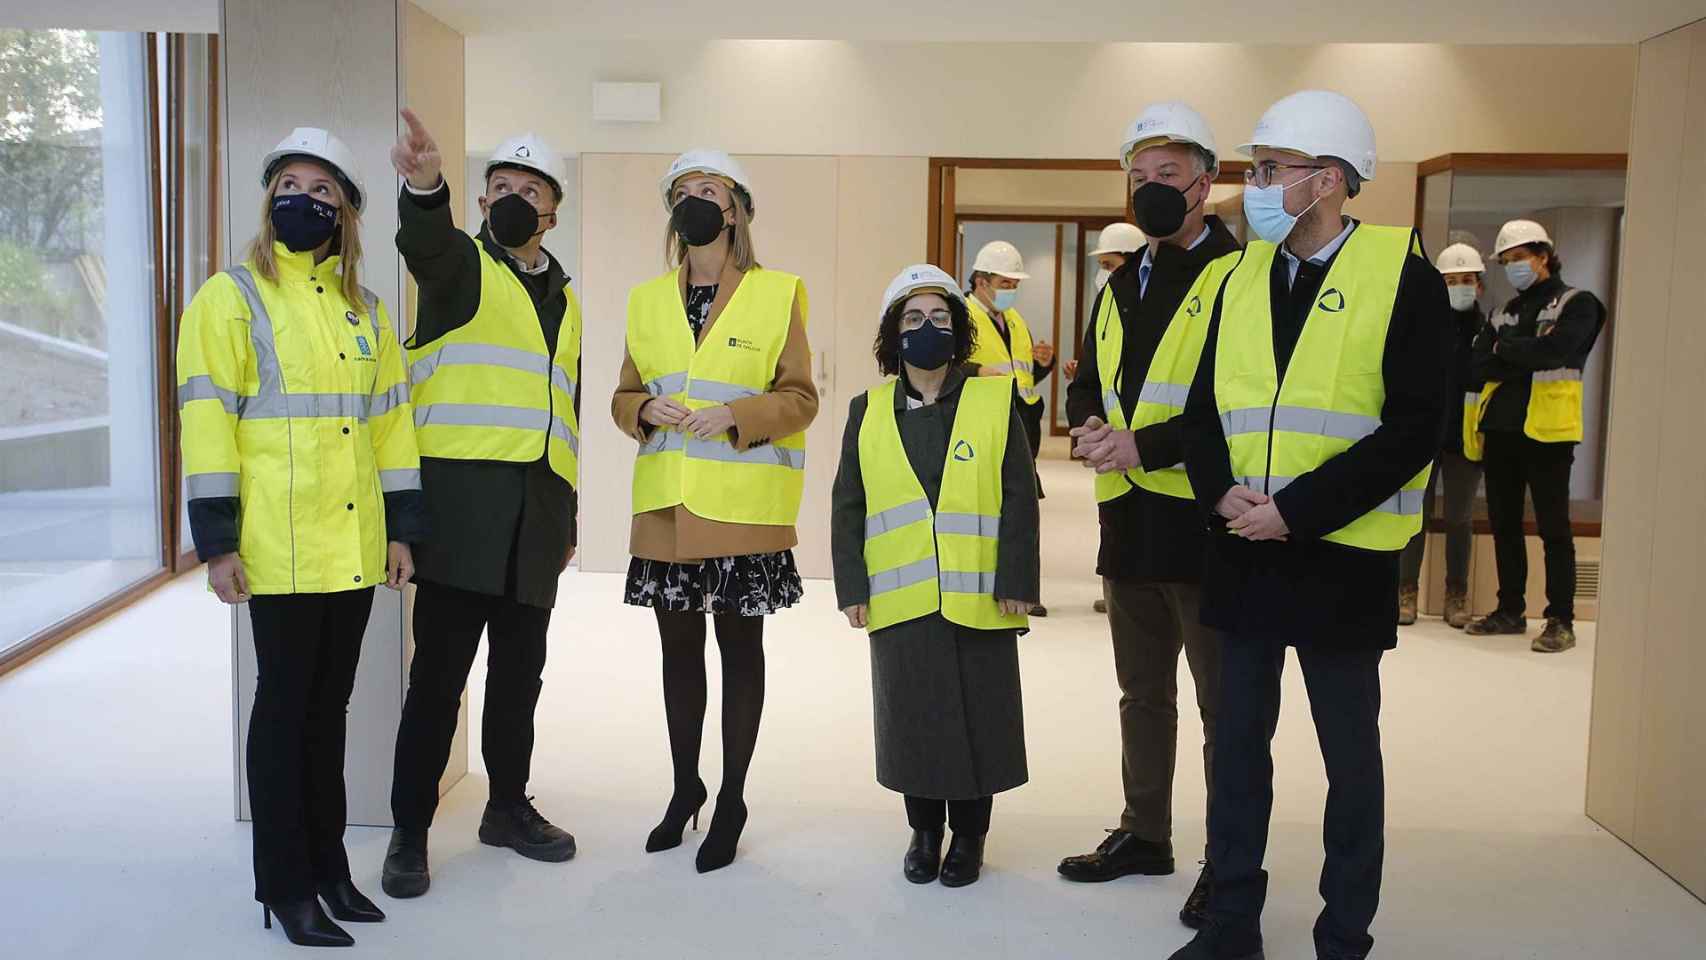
[0,30,164,654]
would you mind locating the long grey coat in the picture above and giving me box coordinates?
[831,367,1040,800]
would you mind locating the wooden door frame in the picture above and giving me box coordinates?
[1412,153,1628,237]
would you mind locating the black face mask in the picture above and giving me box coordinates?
[900,322,956,371]
[488,193,546,248]
[1131,180,1203,239]
[270,193,338,253]
[672,195,731,247]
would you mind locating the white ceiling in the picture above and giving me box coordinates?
[416,0,1706,44]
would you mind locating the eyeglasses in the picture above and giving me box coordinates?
[1243,161,1327,189]
[901,309,954,328]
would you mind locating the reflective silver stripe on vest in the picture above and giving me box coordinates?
[550,415,580,456]
[1532,368,1583,383]
[1013,360,1034,375]
[688,378,762,404]
[939,570,998,594]
[1138,381,1192,409]
[1220,407,1271,436]
[378,469,422,492]
[638,429,685,456]
[368,382,410,419]
[869,555,939,597]
[409,342,549,385]
[226,266,372,422]
[1248,475,1424,517]
[685,436,806,470]
[238,392,372,421]
[186,471,239,499]
[1464,391,1482,406]
[1103,389,1121,416]
[1018,385,1040,400]
[414,402,548,431]
[935,512,1000,538]
[866,499,931,539]
[1221,405,1380,442]
[984,362,1016,375]
[552,365,577,399]
[178,375,241,414]
[646,372,689,396]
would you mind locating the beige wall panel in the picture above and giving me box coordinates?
[403,3,466,334]
[956,169,1128,213]
[1346,163,1419,228]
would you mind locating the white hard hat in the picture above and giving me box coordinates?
[970,240,1030,281]
[1120,102,1219,174]
[1238,90,1378,184]
[660,149,756,218]
[1493,219,1553,256]
[486,132,565,200]
[879,264,965,323]
[1436,243,1486,275]
[1090,223,1145,257]
[262,127,366,210]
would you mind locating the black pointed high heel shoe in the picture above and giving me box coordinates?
[695,796,748,873]
[262,897,355,947]
[317,878,385,923]
[646,779,709,853]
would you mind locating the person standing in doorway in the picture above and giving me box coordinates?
[1463,220,1605,652]
[613,149,818,873]
[1059,102,1241,930]
[967,240,1056,615]
[1172,90,1451,960]
[383,111,583,899]
[1082,221,1145,613]
[1397,242,1487,628]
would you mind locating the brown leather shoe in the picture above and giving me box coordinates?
[1397,584,1418,625]
[1443,589,1471,629]
[1533,618,1577,653]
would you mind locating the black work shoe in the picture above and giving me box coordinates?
[1179,860,1213,929]
[1057,829,1174,882]
[1031,604,1049,618]
[903,828,944,884]
[478,796,576,863]
[380,828,429,899]
[938,833,986,887]
[1166,922,1265,960]
[1464,609,1527,636]
[1533,617,1577,653]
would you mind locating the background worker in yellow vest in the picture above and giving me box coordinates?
[1463,220,1605,652]
[384,111,582,898]
[611,149,818,874]
[179,127,424,947]
[1397,243,1488,628]
[966,240,1055,614]
[1174,91,1452,960]
[1058,102,1241,929]
[831,265,1039,890]
[1080,221,1146,613]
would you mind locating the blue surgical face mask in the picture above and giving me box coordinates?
[1504,260,1538,292]
[900,322,956,371]
[1241,167,1326,245]
[992,288,1019,312]
[1447,284,1479,312]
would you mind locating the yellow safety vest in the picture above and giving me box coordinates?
[968,299,1041,405]
[1462,288,1587,461]
[407,244,581,488]
[177,247,421,594]
[626,268,808,525]
[857,377,1027,633]
[1094,251,1242,502]
[1212,225,1431,552]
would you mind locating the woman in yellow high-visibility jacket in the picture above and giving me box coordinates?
[177,128,425,948]
[830,265,1039,889]
[611,149,817,874]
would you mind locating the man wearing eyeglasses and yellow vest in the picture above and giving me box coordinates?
[1171,92,1451,960]
[382,111,582,898]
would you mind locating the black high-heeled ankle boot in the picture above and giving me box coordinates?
[695,796,748,873]
[903,828,945,884]
[262,897,354,947]
[646,779,709,853]
[939,833,987,888]
[317,878,385,923]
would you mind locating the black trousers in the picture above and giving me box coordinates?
[246,588,374,904]
[1398,450,1480,593]
[1481,432,1576,621]
[905,795,994,836]
[1209,634,1384,959]
[391,581,551,831]
[1018,394,1045,499]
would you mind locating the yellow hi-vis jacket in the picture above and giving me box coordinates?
[968,298,1041,405]
[1462,288,1588,461]
[1212,226,1431,552]
[177,245,421,594]
[1093,252,1242,503]
[407,243,581,487]
[857,377,1028,633]
[625,268,808,525]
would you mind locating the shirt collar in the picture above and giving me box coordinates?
[1140,224,1212,274]
[514,249,550,275]
[1281,217,1356,269]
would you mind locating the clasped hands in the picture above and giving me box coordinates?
[842,598,1030,628]
[640,397,736,439]
[1069,416,1141,475]
[1216,484,1289,542]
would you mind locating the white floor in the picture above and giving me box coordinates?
[2,457,1702,959]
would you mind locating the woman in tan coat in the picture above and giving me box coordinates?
[612,149,817,873]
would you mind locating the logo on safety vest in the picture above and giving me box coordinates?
[355,335,372,357]
[952,440,975,462]
[727,336,759,352]
[1185,295,1202,318]
[345,310,359,325]
[1317,289,1346,313]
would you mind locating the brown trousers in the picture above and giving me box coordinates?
[1103,577,1223,846]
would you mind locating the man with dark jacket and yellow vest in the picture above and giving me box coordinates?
[1059,101,1240,931]
[381,110,582,898]
[1463,219,1605,653]
[1171,91,1452,960]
